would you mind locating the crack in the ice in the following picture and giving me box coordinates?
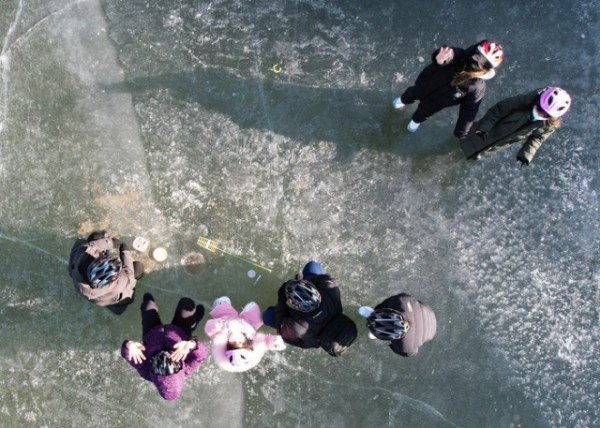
[0,0,23,133]
[0,232,69,264]
[0,0,23,54]
[1,231,459,426]
[0,0,91,134]
[46,378,160,427]
[6,0,91,53]
[278,359,460,427]
[0,232,209,303]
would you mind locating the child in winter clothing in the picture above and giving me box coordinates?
[69,230,144,314]
[393,40,504,138]
[460,87,571,165]
[204,297,285,372]
[121,293,208,401]
[359,293,436,357]
[263,261,357,357]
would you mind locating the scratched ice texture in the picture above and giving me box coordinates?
[0,1,598,427]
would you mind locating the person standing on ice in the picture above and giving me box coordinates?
[459,87,571,164]
[393,40,504,138]
[121,293,208,401]
[69,230,144,314]
[358,293,436,357]
[262,261,357,357]
[204,297,286,372]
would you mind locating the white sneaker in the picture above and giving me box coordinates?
[407,120,420,132]
[212,296,231,309]
[242,301,257,313]
[392,97,405,109]
[358,306,374,318]
[368,332,378,340]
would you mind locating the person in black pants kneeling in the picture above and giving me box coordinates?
[263,261,357,357]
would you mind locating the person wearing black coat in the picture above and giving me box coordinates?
[393,40,504,139]
[359,293,436,357]
[262,261,357,356]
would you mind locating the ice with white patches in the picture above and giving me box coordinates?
[0,0,598,427]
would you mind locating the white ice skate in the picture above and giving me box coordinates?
[358,306,375,318]
[241,301,258,313]
[212,296,231,309]
[392,97,405,109]
[407,120,421,132]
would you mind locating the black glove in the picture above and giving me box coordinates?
[475,129,487,140]
[516,155,529,166]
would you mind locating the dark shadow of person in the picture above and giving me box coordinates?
[100,66,457,162]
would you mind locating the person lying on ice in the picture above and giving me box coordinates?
[204,297,285,372]
[121,293,208,401]
[262,261,357,357]
[359,293,436,357]
[460,87,571,165]
[69,230,144,314]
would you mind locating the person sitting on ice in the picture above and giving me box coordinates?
[262,261,357,357]
[460,87,572,165]
[358,293,436,357]
[121,293,209,401]
[69,230,144,314]
[204,297,285,372]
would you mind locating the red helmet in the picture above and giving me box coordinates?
[477,40,504,68]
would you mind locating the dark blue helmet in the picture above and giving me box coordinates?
[87,251,122,286]
[366,308,410,341]
[284,280,321,313]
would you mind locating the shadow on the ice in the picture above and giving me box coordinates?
[0,230,546,426]
[0,230,288,352]
[254,294,548,427]
[100,66,460,161]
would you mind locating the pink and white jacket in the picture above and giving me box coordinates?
[204,300,285,372]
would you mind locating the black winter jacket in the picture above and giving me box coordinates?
[374,293,437,357]
[274,275,343,349]
[460,89,558,163]
[408,44,489,138]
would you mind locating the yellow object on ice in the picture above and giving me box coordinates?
[196,236,272,273]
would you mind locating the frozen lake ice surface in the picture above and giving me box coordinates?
[0,0,598,427]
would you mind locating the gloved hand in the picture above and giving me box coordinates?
[516,155,529,166]
[475,129,487,139]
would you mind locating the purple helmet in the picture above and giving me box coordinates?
[539,87,571,118]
